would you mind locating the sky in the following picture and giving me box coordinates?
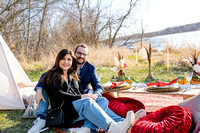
[111,0,200,33]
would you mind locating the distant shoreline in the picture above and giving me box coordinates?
[115,30,200,51]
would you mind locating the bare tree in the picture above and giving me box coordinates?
[55,0,143,49]
[0,0,146,61]
[0,0,28,33]
[59,0,109,46]
[108,0,141,48]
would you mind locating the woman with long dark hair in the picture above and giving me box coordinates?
[42,49,134,133]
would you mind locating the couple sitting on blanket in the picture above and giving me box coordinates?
[28,44,146,133]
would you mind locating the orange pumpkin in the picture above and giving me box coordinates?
[191,77,200,84]
[178,78,188,85]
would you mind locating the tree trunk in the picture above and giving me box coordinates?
[35,0,48,61]
[26,0,31,59]
[75,0,85,43]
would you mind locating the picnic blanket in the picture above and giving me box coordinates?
[53,93,183,133]
[119,93,183,113]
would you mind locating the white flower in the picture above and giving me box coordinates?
[193,64,200,73]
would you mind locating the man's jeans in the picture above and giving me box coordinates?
[36,90,123,123]
[72,97,122,131]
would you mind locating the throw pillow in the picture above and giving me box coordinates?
[177,94,200,125]
[131,105,192,133]
[108,97,145,118]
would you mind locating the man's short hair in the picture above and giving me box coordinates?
[75,43,88,53]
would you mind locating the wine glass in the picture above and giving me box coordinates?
[184,72,193,90]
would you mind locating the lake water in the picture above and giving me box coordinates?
[117,30,200,51]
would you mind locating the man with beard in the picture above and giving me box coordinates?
[28,44,126,133]
[73,44,103,98]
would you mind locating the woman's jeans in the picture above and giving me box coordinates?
[72,97,121,131]
[36,90,123,124]
[35,89,48,117]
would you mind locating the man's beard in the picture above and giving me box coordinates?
[77,57,86,65]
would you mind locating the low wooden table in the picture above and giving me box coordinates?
[103,84,200,100]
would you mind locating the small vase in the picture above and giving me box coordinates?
[118,70,125,77]
[191,71,200,84]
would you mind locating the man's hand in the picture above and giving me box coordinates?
[81,93,97,101]
[35,89,46,108]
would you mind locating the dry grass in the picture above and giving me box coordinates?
[21,46,134,70]
[89,46,133,66]
[20,44,200,74]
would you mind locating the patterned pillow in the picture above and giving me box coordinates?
[23,94,37,118]
[131,105,192,133]
[108,97,145,118]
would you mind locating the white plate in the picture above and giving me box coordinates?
[136,83,147,87]
[179,84,200,89]
[191,85,200,89]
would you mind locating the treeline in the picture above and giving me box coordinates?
[118,21,200,42]
[145,21,200,38]
[0,0,143,61]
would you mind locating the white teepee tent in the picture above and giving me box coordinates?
[0,35,32,109]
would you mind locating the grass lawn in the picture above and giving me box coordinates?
[0,70,57,133]
[0,63,192,132]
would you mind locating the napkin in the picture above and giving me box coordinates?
[146,79,178,87]
[109,81,125,89]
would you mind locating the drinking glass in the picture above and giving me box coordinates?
[184,72,193,89]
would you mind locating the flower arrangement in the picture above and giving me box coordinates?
[111,52,133,83]
[191,57,200,84]
[112,52,127,76]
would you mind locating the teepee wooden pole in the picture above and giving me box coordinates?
[167,49,169,76]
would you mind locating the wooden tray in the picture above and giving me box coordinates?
[146,86,181,92]
[104,85,133,91]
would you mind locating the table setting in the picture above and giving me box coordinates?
[102,53,200,97]
[103,73,200,95]
[102,81,135,91]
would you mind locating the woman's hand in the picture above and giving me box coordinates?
[35,89,46,108]
[81,93,97,101]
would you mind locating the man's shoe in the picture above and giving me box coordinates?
[27,117,46,133]
[134,109,146,122]
[68,127,90,133]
